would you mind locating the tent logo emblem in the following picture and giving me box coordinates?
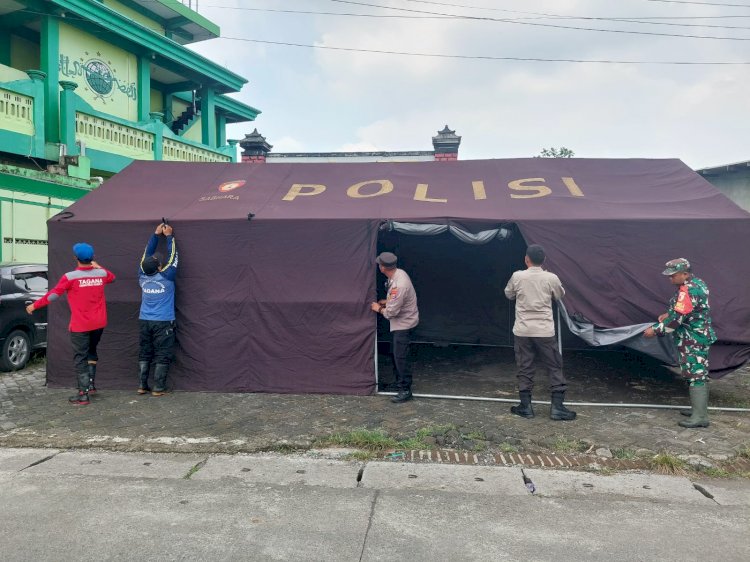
[219,180,246,193]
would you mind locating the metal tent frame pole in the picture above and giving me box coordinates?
[373,391,750,412]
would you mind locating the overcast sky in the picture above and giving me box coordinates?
[187,0,750,169]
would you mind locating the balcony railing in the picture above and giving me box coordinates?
[0,69,46,158]
[0,67,237,173]
[59,82,234,170]
[75,112,155,161]
[0,88,34,136]
[163,137,231,162]
[178,0,200,10]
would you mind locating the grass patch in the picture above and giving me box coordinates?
[28,352,47,368]
[183,459,207,480]
[473,441,488,452]
[266,443,300,454]
[397,438,427,450]
[611,448,637,460]
[345,450,376,461]
[737,445,750,460]
[497,442,519,453]
[553,437,587,454]
[415,424,458,439]
[464,430,486,441]
[650,453,688,475]
[315,429,398,452]
[698,467,731,478]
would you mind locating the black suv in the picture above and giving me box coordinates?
[0,263,48,371]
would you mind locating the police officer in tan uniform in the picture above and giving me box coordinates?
[505,244,576,421]
[371,252,419,403]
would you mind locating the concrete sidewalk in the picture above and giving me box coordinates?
[1,449,748,561]
[1,359,749,468]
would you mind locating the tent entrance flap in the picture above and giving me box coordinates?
[375,223,680,394]
[376,222,525,348]
[559,302,679,366]
[384,221,513,245]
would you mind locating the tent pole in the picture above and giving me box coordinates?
[373,391,750,412]
[374,323,379,387]
[557,305,562,355]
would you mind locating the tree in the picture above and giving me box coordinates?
[537,147,575,158]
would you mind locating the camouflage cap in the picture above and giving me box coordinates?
[662,258,690,276]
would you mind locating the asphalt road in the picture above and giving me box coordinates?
[1,448,748,561]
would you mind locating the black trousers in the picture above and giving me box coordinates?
[138,320,176,365]
[392,329,413,392]
[70,329,104,391]
[513,335,567,393]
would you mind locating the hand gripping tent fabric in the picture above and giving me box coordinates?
[46,159,750,394]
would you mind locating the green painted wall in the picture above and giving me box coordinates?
[102,0,165,34]
[0,33,8,66]
[0,63,28,82]
[10,35,39,72]
[0,168,95,263]
[0,189,75,263]
[59,22,139,122]
[150,87,163,115]
[182,115,202,142]
[171,96,189,122]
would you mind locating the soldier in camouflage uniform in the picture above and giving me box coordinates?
[643,258,716,428]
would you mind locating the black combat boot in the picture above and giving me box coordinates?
[550,391,577,421]
[151,363,169,396]
[68,391,90,405]
[70,371,91,405]
[137,361,151,395]
[510,390,535,418]
[391,389,413,403]
[87,362,97,394]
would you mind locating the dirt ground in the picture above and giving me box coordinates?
[1,348,749,467]
[379,344,750,409]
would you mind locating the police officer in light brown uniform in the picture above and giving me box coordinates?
[371,252,419,403]
[504,244,576,421]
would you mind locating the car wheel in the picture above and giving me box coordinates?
[0,330,31,371]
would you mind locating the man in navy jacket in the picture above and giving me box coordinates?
[137,222,178,396]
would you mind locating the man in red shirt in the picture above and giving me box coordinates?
[27,243,116,405]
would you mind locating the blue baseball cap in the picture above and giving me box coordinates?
[73,242,94,261]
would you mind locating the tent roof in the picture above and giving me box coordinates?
[61,158,749,224]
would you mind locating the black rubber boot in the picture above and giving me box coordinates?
[87,363,97,394]
[151,363,169,396]
[510,391,535,418]
[550,391,576,421]
[137,361,151,395]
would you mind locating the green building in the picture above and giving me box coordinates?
[0,0,259,262]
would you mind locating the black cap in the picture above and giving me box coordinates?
[376,252,398,267]
[141,256,159,275]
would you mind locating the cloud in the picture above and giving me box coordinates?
[192,0,750,167]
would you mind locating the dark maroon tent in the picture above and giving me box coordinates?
[46,158,750,394]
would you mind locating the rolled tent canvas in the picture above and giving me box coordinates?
[45,159,750,394]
